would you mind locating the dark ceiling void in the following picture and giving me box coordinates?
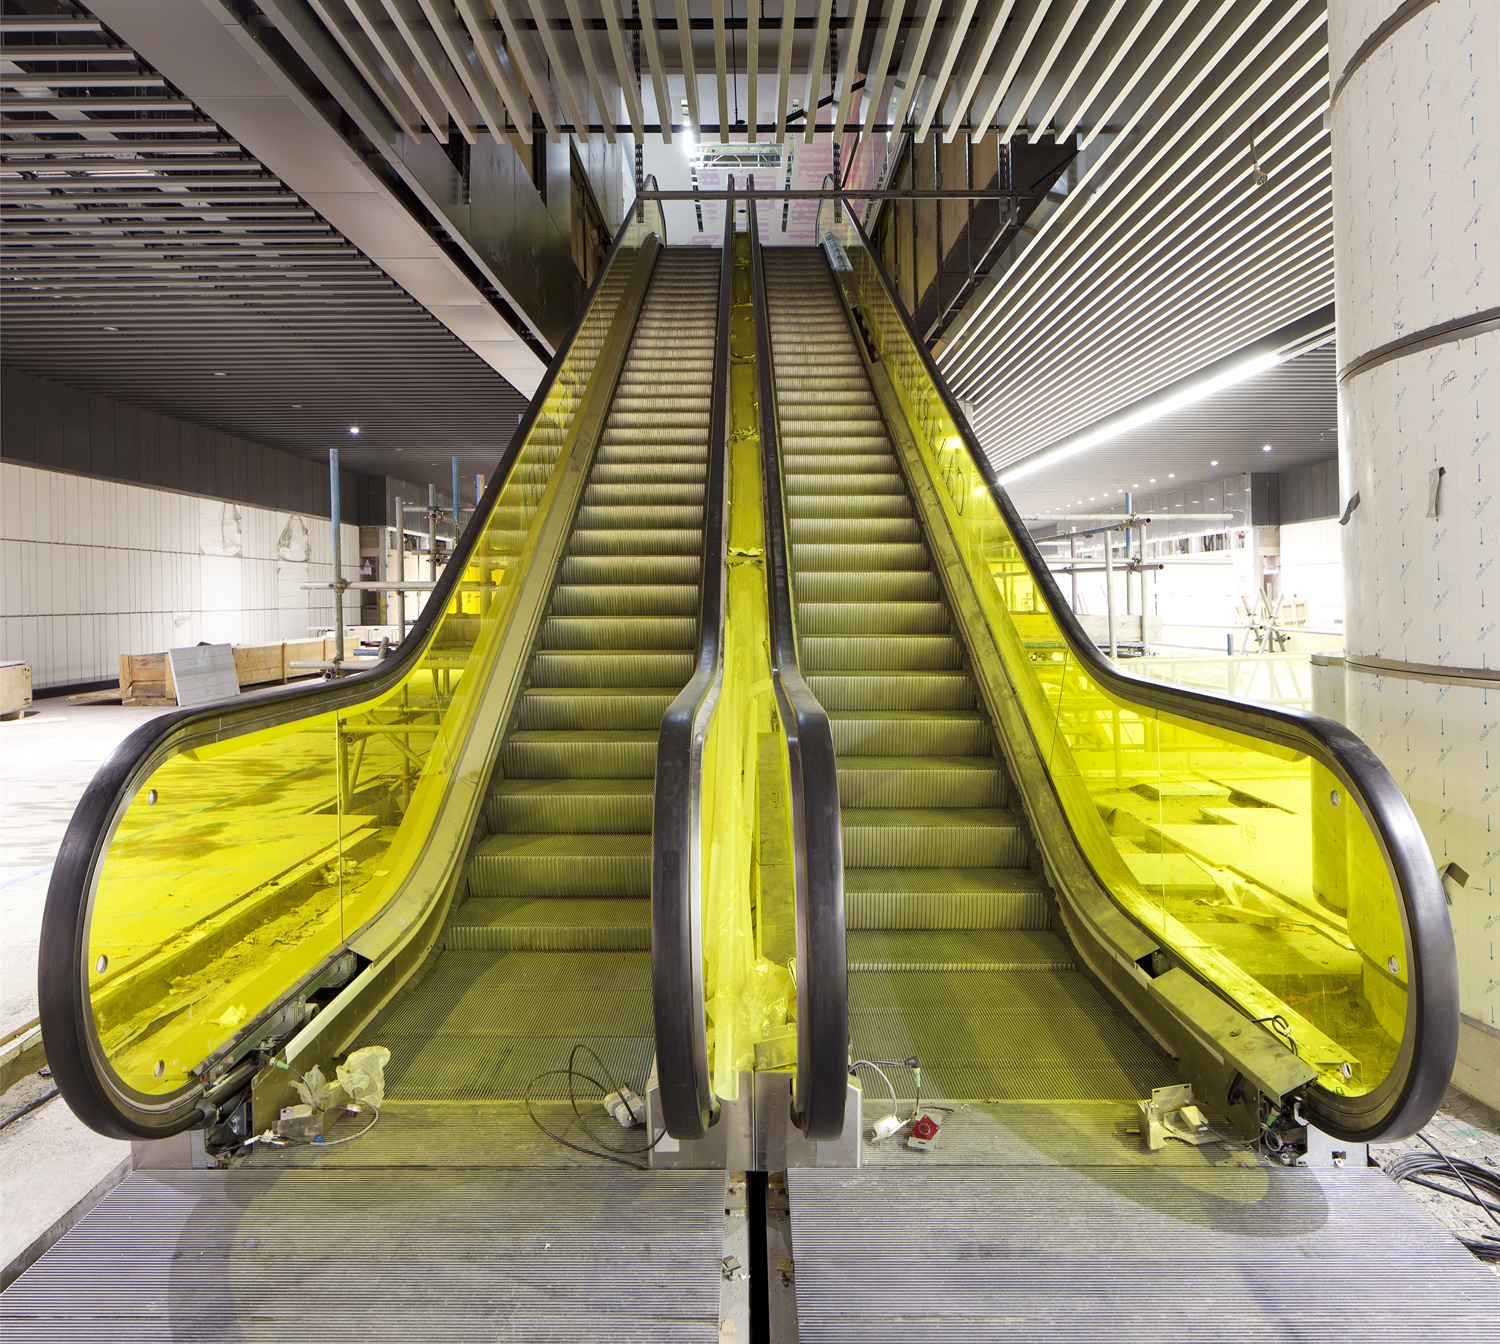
[0,0,528,494]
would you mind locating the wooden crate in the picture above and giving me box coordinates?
[118,638,338,706]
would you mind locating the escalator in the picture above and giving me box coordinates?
[10,206,739,1341]
[365,247,719,1109]
[763,250,1175,1106]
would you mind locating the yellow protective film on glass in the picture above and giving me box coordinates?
[86,226,657,1098]
[816,212,1406,1099]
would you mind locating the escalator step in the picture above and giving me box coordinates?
[828,710,990,756]
[540,614,697,650]
[527,650,695,687]
[469,832,651,897]
[846,929,1074,973]
[845,867,1050,931]
[486,778,654,833]
[793,542,932,571]
[836,757,1006,809]
[448,897,651,952]
[797,571,942,603]
[550,584,700,617]
[570,527,703,556]
[799,602,951,636]
[502,730,658,779]
[516,688,676,732]
[557,554,701,585]
[808,671,977,711]
[801,634,964,672]
[841,808,1028,869]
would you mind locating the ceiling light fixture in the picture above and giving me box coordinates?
[350,426,360,435]
[998,351,1282,485]
[1210,459,1219,466]
[1263,443,1273,452]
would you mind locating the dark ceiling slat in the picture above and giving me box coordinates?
[0,3,528,486]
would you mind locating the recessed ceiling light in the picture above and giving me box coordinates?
[1149,478,1156,483]
[1210,459,1219,466]
[292,403,302,408]
[102,325,121,333]
[214,372,226,377]
[350,426,360,435]
[1168,473,1176,478]
[1262,443,1273,452]
[1132,483,1139,488]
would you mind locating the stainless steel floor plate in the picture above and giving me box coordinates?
[788,1166,1500,1342]
[1,1169,727,1342]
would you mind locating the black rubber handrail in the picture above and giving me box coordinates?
[747,184,850,1143]
[38,194,663,1140]
[651,182,735,1140]
[821,197,1457,1142]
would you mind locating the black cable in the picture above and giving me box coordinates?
[1382,1133,1500,1261]
[522,1044,663,1169]
[0,1086,59,1132]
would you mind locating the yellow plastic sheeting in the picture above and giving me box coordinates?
[698,233,798,1099]
[84,219,663,1097]
[819,219,1408,1098]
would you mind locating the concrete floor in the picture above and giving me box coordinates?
[0,701,166,1283]
[3,701,1499,1291]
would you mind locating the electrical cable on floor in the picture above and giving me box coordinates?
[524,1043,663,1170]
[1382,1132,1500,1261]
[314,1103,380,1147]
[0,1086,59,1132]
[849,1060,900,1126]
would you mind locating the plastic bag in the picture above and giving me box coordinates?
[289,1064,333,1111]
[336,1046,391,1107]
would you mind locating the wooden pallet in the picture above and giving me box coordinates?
[115,638,338,706]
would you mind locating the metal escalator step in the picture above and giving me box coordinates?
[595,440,708,461]
[584,483,706,506]
[557,554,701,585]
[540,614,697,650]
[848,965,1115,1019]
[591,462,707,485]
[797,571,941,603]
[448,897,651,951]
[528,650,695,687]
[846,929,1074,972]
[469,832,650,896]
[828,709,989,756]
[778,421,890,440]
[502,730,658,779]
[801,633,964,672]
[783,452,894,474]
[486,778,654,833]
[798,601,951,636]
[809,672,977,711]
[550,583,699,616]
[836,756,1005,808]
[569,527,703,556]
[845,867,1050,931]
[575,503,705,530]
[841,807,1028,868]
[516,688,676,732]
[786,493,912,520]
[788,517,921,545]
[785,471,907,496]
[793,542,931,571]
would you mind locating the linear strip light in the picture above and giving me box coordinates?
[997,351,1282,486]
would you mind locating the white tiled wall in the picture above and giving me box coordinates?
[0,462,358,690]
[1341,667,1499,1029]
[1280,518,1346,629]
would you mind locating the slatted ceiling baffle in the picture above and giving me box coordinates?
[937,1,1334,478]
[0,2,526,484]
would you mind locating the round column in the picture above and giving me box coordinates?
[1329,0,1499,1094]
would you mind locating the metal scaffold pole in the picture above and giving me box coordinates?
[329,448,345,670]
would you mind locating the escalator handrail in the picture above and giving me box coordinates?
[38,193,665,1139]
[747,187,850,1143]
[821,197,1457,1142]
[651,183,736,1140]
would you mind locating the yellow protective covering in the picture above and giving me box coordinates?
[83,223,659,1097]
[697,233,798,1099]
[817,213,1409,1099]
